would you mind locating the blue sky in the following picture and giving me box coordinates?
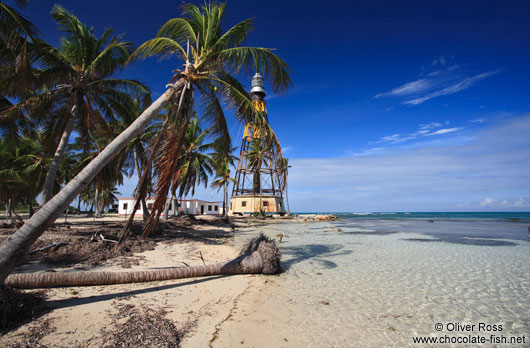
[12,0,530,212]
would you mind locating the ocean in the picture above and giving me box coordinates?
[239,213,530,347]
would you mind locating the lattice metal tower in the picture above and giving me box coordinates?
[229,73,286,215]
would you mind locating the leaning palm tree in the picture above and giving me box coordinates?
[25,5,148,206]
[0,1,291,286]
[122,1,291,237]
[122,98,161,223]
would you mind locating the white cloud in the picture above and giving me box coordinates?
[375,78,432,98]
[431,56,448,66]
[403,70,501,105]
[419,122,442,130]
[428,127,463,136]
[479,198,495,207]
[375,57,501,106]
[288,114,530,212]
[377,123,463,145]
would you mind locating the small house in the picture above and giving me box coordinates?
[117,197,221,216]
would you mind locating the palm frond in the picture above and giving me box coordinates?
[218,47,292,94]
[129,37,187,63]
[156,18,197,44]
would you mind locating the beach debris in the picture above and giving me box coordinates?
[90,229,118,243]
[5,233,281,288]
[319,300,330,305]
[0,286,47,331]
[276,233,284,242]
[100,303,186,348]
[27,242,67,255]
[199,251,206,265]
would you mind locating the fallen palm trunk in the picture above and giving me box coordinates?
[6,234,280,289]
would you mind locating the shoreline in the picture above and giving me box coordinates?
[0,214,333,347]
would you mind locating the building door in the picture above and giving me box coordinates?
[200,205,204,214]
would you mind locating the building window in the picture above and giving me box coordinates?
[123,203,128,210]
[242,201,247,207]
[168,203,172,210]
[279,202,282,207]
[148,203,153,209]
[214,205,218,210]
[263,201,269,207]
[208,205,212,211]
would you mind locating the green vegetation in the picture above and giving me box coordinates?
[0,1,291,285]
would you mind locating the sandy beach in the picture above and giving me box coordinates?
[3,213,527,348]
[0,214,332,348]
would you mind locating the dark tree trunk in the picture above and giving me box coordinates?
[253,170,260,194]
[27,196,34,218]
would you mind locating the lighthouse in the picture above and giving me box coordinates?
[229,73,287,215]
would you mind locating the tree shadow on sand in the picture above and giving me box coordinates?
[280,244,352,271]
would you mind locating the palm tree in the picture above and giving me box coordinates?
[122,98,160,222]
[0,2,41,143]
[282,158,291,215]
[23,5,148,206]
[0,134,48,218]
[246,138,272,193]
[6,234,281,288]
[0,1,291,286]
[162,117,213,220]
[211,160,236,217]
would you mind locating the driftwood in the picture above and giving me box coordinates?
[90,229,119,243]
[6,234,281,289]
[27,242,67,255]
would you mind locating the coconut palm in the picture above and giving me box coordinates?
[0,2,42,142]
[122,98,160,222]
[160,116,213,220]
[21,5,148,206]
[0,1,291,286]
[246,138,272,194]
[175,117,214,197]
[6,234,280,288]
[211,160,236,217]
[282,157,291,215]
[0,134,48,218]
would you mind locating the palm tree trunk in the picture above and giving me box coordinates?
[133,147,150,223]
[163,193,174,220]
[95,187,102,218]
[285,179,290,216]
[5,235,280,288]
[40,107,77,207]
[27,196,34,218]
[253,170,260,194]
[0,90,173,285]
[223,182,227,217]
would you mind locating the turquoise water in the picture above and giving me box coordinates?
[242,216,530,347]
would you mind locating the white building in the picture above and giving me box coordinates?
[117,197,221,216]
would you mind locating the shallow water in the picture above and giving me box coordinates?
[245,219,530,347]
